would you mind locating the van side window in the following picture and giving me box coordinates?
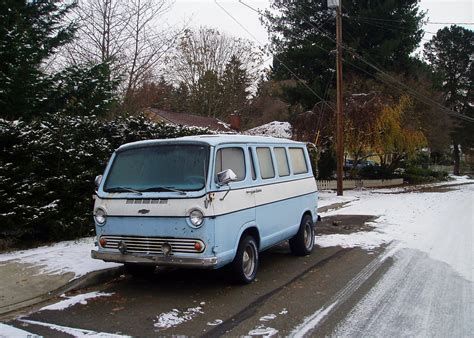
[256,147,275,179]
[289,148,308,174]
[274,147,290,177]
[215,147,245,181]
[249,149,256,180]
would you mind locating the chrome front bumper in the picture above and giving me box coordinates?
[91,250,218,268]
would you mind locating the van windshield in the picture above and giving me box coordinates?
[103,144,209,193]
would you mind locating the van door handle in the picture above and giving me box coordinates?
[246,189,262,194]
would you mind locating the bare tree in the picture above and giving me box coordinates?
[170,27,262,91]
[63,0,181,96]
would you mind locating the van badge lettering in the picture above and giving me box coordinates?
[138,209,150,214]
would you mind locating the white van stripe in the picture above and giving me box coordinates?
[95,177,317,218]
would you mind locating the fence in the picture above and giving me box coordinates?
[428,165,453,173]
[316,178,404,190]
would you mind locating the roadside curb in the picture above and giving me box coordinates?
[0,266,124,320]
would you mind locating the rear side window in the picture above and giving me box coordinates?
[256,147,275,179]
[215,147,245,181]
[289,148,308,174]
[274,147,290,177]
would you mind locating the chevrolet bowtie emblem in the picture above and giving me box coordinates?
[138,209,150,214]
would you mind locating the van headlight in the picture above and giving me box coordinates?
[94,207,107,225]
[188,209,204,227]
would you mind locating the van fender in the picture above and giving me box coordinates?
[213,220,260,268]
[231,221,261,258]
[300,208,316,227]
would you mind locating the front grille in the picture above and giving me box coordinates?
[101,235,205,254]
[125,199,168,205]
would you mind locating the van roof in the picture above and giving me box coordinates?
[117,134,304,151]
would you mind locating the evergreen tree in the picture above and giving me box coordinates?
[171,82,190,113]
[424,26,474,174]
[0,0,77,120]
[220,55,251,117]
[44,62,119,117]
[263,0,425,109]
[189,70,221,117]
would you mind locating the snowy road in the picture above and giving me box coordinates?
[308,182,474,336]
[334,248,472,336]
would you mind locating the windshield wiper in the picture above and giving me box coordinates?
[106,187,143,195]
[142,186,187,195]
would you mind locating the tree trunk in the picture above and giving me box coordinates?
[453,141,460,175]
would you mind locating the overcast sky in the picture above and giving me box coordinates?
[163,0,473,57]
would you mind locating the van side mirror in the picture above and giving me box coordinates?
[94,175,103,188]
[217,169,237,186]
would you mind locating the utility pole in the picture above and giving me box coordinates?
[335,2,344,196]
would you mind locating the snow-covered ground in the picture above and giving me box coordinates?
[0,323,35,337]
[317,176,473,281]
[0,237,120,279]
[40,292,114,311]
[245,121,292,139]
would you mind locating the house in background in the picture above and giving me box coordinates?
[145,107,295,141]
[145,108,240,133]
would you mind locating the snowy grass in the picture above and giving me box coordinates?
[316,175,473,282]
[0,237,120,279]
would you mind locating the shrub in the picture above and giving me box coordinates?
[358,165,399,179]
[403,166,449,184]
[0,114,210,248]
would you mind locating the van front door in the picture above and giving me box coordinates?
[211,146,256,263]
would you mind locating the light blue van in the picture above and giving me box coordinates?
[91,135,319,283]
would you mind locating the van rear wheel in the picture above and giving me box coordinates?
[289,215,315,256]
[231,235,258,284]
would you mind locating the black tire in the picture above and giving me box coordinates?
[124,263,156,276]
[289,215,315,256]
[231,235,259,284]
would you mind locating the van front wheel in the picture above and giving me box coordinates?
[289,215,315,256]
[231,235,259,284]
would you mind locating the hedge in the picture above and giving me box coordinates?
[0,114,210,249]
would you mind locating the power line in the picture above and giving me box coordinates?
[236,0,474,123]
[354,17,439,35]
[347,16,474,25]
[270,3,474,123]
[214,0,336,113]
[405,21,471,25]
[344,16,434,43]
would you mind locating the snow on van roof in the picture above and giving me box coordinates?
[117,134,303,151]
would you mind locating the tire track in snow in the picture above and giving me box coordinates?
[333,249,473,337]
[290,243,400,337]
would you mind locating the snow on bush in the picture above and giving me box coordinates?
[245,121,292,139]
[0,114,210,246]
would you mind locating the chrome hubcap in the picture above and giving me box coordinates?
[242,245,256,278]
[303,222,313,249]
